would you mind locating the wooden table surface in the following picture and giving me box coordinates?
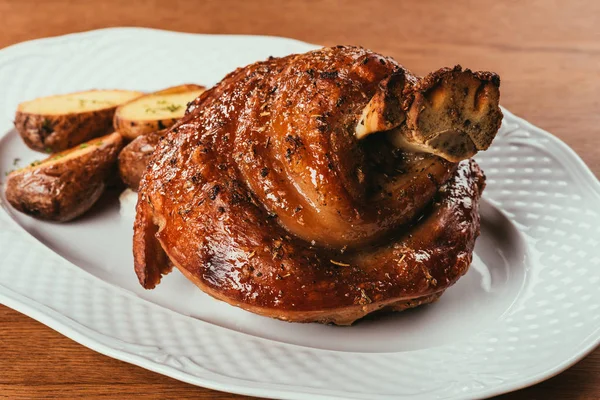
[0,1,598,399]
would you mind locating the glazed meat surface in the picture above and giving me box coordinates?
[134,46,500,324]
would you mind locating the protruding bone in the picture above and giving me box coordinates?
[355,71,406,139]
[356,66,502,162]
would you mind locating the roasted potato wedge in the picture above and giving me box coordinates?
[118,130,165,190]
[14,90,142,153]
[113,84,205,140]
[5,132,124,222]
[153,84,205,95]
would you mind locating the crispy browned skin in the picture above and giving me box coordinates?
[15,108,117,153]
[6,132,123,222]
[134,46,497,324]
[118,130,165,190]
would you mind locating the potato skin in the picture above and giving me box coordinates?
[15,108,116,153]
[114,117,177,141]
[118,130,164,190]
[5,134,124,222]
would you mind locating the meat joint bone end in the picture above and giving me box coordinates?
[355,66,502,162]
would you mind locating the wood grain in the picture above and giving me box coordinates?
[0,0,598,399]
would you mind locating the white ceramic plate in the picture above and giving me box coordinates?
[0,28,598,400]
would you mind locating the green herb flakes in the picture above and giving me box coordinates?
[165,104,182,112]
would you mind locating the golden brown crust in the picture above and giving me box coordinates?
[177,266,443,325]
[151,161,483,324]
[5,132,123,221]
[118,130,165,190]
[133,198,172,288]
[133,46,494,324]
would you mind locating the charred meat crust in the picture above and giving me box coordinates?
[412,65,500,93]
[136,159,484,325]
[133,46,493,324]
[133,197,172,288]
[355,71,407,139]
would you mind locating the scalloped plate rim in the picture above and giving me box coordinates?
[0,28,598,400]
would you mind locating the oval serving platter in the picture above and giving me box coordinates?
[0,28,598,400]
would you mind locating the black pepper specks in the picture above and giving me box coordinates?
[209,184,220,200]
[320,71,338,79]
[427,173,439,187]
[284,135,304,160]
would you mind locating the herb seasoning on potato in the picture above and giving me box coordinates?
[14,89,142,152]
[113,84,205,140]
